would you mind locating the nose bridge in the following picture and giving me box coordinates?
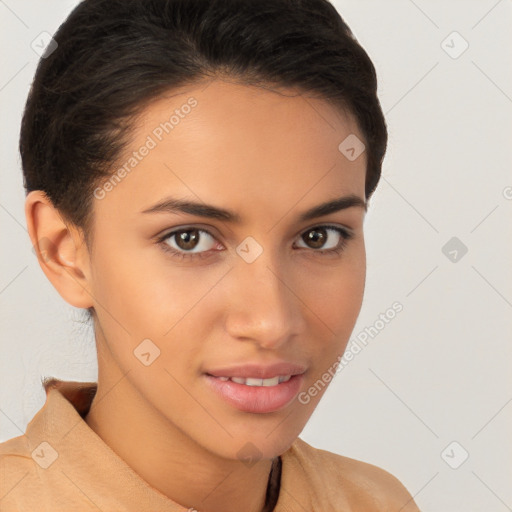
[225,242,303,347]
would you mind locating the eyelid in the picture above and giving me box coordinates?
[297,222,354,239]
[156,224,219,242]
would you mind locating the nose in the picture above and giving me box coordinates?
[223,250,305,350]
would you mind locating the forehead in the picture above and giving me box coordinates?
[94,79,366,227]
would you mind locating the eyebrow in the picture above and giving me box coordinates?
[141,194,367,222]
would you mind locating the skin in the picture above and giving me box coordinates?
[26,79,368,512]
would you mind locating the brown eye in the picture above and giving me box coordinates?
[162,228,217,254]
[175,229,200,250]
[296,226,350,251]
[303,227,329,249]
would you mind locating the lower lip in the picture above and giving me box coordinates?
[204,374,305,414]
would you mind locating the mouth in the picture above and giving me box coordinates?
[204,371,305,414]
[211,375,292,386]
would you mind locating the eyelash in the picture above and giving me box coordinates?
[157,224,354,261]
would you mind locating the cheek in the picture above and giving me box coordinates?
[296,253,366,409]
[296,242,366,332]
[89,240,230,340]
[297,242,366,386]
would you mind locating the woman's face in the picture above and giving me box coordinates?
[85,79,367,460]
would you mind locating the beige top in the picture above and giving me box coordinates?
[0,380,420,511]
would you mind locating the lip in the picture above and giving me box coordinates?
[204,373,305,413]
[205,362,307,380]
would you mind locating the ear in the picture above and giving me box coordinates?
[25,190,94,309]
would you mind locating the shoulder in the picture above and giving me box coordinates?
[0,433,32,464]
[0,434,36,508]
[288,437,421,511]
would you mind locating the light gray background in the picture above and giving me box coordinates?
[1,1,511,511]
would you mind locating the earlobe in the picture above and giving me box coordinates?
[25,190,94,309]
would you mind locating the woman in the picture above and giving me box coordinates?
[0,0,421,510]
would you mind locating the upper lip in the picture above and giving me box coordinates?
[206,362,307,379]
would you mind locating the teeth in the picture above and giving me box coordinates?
[231,377,247,384]
[219,375,292,386]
